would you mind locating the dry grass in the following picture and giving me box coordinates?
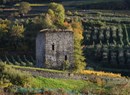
[80,70,121,78]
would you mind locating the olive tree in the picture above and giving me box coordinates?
[10,24,25,49]
[19,2,31,15]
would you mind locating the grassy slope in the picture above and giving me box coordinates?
[31,76,104,92]
[12,65,64,73]
[0,63,129,94]
[13,65,121,77]
[23,75,130,94]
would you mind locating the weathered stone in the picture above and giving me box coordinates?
[17,68,128,84]
[36,29,74,69]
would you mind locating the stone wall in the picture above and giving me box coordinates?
[36,29,74,69]
[36,32,45,67]
[45,31,74,68]
[16,68,128,85]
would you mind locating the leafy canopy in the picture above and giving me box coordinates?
[71,18,86,72]
[19,2,31,15]
[41,2,66,29]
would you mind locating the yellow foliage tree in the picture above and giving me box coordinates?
[71,20,86,72]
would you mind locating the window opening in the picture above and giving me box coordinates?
[52,43,55,50]
[65,55,67,60]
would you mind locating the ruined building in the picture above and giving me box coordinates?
[36,29,74,69]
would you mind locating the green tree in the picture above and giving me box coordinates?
[48,9,55,21]
[19,2,31,15]
[11,24,24,37]
[10,24,24,49]
[0,19,10,38]
[34,3,66,29]
[71,20,86,72]
[48,2,65,27]
[41,14,55,29]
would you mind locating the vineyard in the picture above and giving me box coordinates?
[1,1,130,95]
[83,26,130,65]
[81,10,130,69]
[0,55,35,67]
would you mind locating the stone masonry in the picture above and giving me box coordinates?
[36,29,74,69]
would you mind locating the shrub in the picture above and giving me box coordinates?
[19,2,31,15]
[0,62,33,87]
[95,77,106,87]
[62,60,70,70]
[66,10,73,16]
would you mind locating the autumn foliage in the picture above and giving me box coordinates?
[81,70,121,77]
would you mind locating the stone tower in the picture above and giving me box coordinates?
[36,29,74,69]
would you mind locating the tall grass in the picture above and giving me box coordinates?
[30,76,102,91]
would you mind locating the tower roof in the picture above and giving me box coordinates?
[40,29,73,33]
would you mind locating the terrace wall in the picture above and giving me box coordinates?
[16,68,127,85]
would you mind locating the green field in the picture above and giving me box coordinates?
[29,75,130,95]
[31,77,97,91]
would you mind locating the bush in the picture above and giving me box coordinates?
[62,60,70,70]
[0,62,33,87]
[19,2,31,15]
[66,10,73,16]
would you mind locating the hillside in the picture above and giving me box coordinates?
[1,1,130,94]
[1,0,130,10]
[1,62,130,94]
[61,0,130,10]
